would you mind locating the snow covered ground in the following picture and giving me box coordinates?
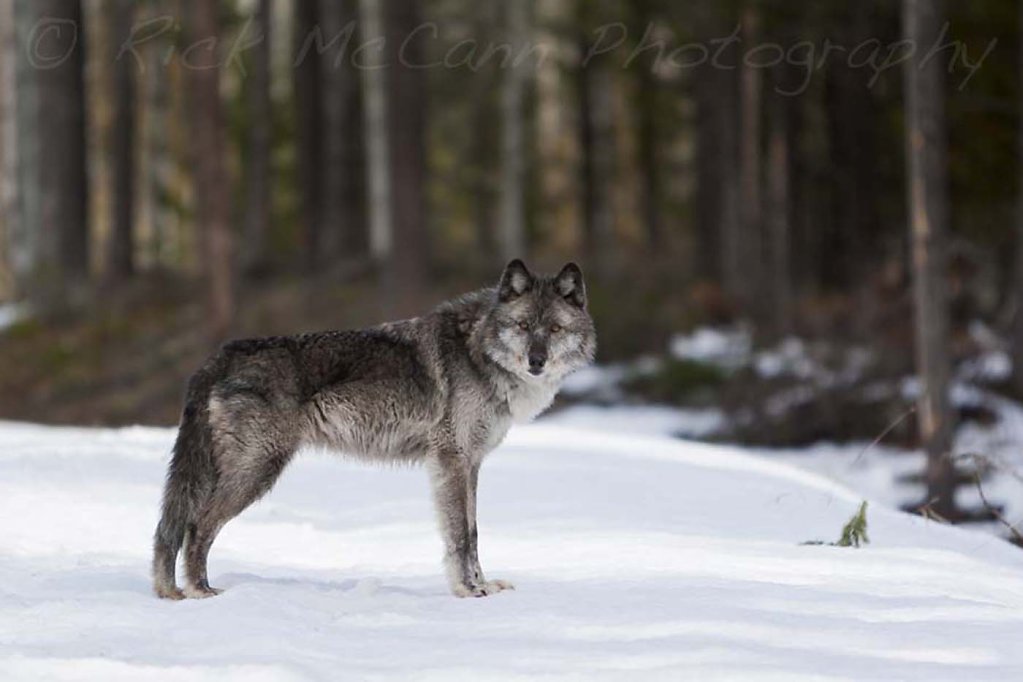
[561,325,1023,535]
[3,421,1023,680]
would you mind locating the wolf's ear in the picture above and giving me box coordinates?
[498,259,534,301]
[554,262,586,309]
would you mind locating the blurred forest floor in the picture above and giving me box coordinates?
[0,271,397,425]
[0,260,965,432]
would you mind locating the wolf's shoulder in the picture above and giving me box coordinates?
[430,287,495,335]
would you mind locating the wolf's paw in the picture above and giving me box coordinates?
[155,585,186,601]
[452,579,515,598]
[486,578,515,592]
[183,584,222,599]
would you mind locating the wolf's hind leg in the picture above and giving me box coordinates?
[153,542,185,600]
[182,439,296,598]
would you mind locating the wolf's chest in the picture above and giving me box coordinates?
[505,381,559,424]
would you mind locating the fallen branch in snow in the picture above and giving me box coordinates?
[913,498,951,525]
[961,457,1023,545]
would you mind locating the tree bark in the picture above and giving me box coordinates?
[577,31,615,275]
[15,0,89,311]
[766,89,792,337]
[294,0,323,270]
[822,3,881,290]
[1013,0,1023,398]
[469,0,497,265]
[498,0,528,263]
[690,1,737,286]
[0,0,17,299]
[633,0,660,251]
[359,0,392,264]
[318,0,361,266]
[137,0,172,269]
[242,0,272,276]
[185,0,234,342]
[691,1,740,299]
[737,2,763,319]
[383,0,428,303]
[903,0,957,518]
[108,0,136,281]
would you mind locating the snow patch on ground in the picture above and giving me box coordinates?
[2,421,1023,680]
[0,302,27,333]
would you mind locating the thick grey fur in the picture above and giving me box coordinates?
[152,260,596,599]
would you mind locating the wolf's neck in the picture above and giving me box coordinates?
[503,375,559,423]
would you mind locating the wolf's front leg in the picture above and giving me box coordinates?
[466,462,513,594]
[428,454,512,597]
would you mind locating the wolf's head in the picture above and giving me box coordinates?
[480,259,596,382]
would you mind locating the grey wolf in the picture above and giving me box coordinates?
[152,260,596,599]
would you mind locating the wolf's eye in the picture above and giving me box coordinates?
[550,324,562,333]
[518,321,529,331]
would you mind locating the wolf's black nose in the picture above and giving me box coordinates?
[528,351,546,375]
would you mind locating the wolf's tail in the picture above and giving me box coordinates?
[152,365,220,598]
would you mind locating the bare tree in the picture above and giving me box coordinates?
[577,25,615,274]
[14,0,89,311]
[1013,0,1023,398]
[318,0,362,266]
[498,0,529,262]
[766,90,792,337]
[0,0,17,299]
[383,0,428,302]
[467,0,498,265]
[184,0,233,341]
[359,0,392,264]
[737,2,763,318]
[903,0,957,519]
[632,0,661,251]
[137,0,173,269]
[690,3,739,291]
[108,0,136,282]
[242,0,272,276]
[294,0,323,270]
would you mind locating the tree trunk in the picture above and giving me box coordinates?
[1013,0,1023,399]
[737,2,763,319]
[108,0,136,282]
[690,1,737,287]
[318,0,361,267]
[692,2,740,300]
[903,0,957,519]
[0,0,17,299]
[383,0,428,305]
[498,0,528,263]
[633,0,660,252]
[822,5,881,290]
[469,0,497,266]
[359,0,392,264]
[242,0,272,276]
[137,0,171,269]
[766,89,792,337]
[15,0,89,312]
[185,0,233,342]
[577,33,615,275]
[294,0,322,270]
[692,61,721,283]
